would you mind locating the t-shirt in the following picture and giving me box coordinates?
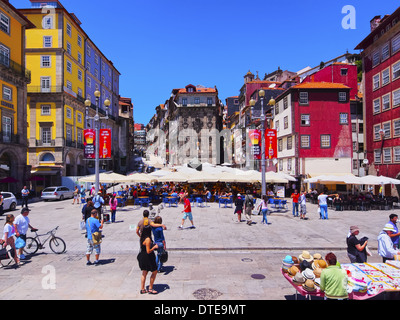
[184,198,191,213]
[152,226,165,244]
[346,235,360,256]
[86,217,101,241]
[3,224,15,240]
[318,194,329,206]
[291,193,300,203]
[389,221,399,246]
[21,189,29,197]
[299,194,306,205]
[14,214,30,235]
[137,218,150,237]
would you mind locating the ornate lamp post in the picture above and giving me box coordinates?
[85,90,111,194]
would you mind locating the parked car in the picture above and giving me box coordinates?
[0,192,17,214]
[41,186,74,201]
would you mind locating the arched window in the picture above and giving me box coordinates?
[41,153,55,162]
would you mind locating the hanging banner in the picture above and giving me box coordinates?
[249,129,261,160]
[99,129,112,159]
[84,129,96,159]
[265,129,278,160]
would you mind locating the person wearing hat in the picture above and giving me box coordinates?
[346,226,368,263]
[320,252,348,300]
[378,223,400,263]
[234,193,244,223]
[13,208,38,260]
[298,251,313,263]
[92,191,104,221]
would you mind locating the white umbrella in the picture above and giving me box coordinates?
[78,172,128,184]
[123,173,154,184]
[157,171,191,183]
[359,175,400,185]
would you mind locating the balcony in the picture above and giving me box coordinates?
[36,140,55,147]
[0,54,31,83]
[28,86,63,94]
[0,133,20,144]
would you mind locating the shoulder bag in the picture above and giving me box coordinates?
[88,218,102,245]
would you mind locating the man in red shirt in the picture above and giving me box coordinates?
[179,194,195,229]
[291,189,300,217]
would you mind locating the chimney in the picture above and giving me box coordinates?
[370,15,381,32]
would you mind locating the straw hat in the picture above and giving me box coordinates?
[313,253,322,260]
[291,256,299,264]
[288,266,300,277]
[298,251,313,263]
[302,279,316,292]
[313,268,322,278]
[302,268,315,281]
[292,272,305,285]
[383,223,396,232]
[314,259,327,269]
[282,255,294,273]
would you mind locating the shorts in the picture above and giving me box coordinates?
[300,204,307,215]
[182,211,193,221]
[86,239,101,255]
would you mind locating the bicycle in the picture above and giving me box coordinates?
[24,226,66,255]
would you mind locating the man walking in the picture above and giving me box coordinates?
[179,194,195,229]
[21,186,29,208]
[14,207,38,260]
[244,190,254,226]
[86,209,103,266]
[299,190,307,220]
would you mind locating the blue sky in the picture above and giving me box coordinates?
[12,0,400,125]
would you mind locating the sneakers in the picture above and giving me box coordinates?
[86,261,92,266]
[19,254,26,260]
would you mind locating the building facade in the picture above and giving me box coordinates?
[20,0,120,186]
[355,8,400,196]
[0,0,34,194]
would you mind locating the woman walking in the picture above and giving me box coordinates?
[109,193,118,223]
[137,223,159,294]
[2,214,19,265]
[234,194,244,223]
[152,216,166,272]
[258,195,269,225]
[72,186,80,205]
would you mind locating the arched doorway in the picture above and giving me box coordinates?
[0,152,16,192]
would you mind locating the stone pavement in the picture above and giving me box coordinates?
[0,198,397,300]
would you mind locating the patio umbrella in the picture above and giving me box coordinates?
[157,171,191,183]
[78,172,128,184]
[359,175,400,185]
[0,177,18,183]
[122,173,154,184]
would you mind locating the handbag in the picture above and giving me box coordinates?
[160,250,168,263]
[15,237,26,249]
[0,247,10,260]
[79,220,86,231]
[88,218,102,245]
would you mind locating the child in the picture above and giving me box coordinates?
[2,214,19,265]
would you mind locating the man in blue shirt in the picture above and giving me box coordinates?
[21,186,30,208]
[388,214,400,249]
[92,191,104,220]
[152,216,166,272]
[86,209,103,266]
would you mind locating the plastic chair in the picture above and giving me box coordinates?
[196,197,205,207]
[170,197,179,207]
[219,198,226,208]
[225,197,233,208]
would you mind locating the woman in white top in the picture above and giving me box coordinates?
[258,195,269,225]
[2,214,19,265]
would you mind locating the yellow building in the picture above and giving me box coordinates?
[21,0,92,185]
[0,0,34,194]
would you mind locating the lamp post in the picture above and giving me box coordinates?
[85,90,111,194]
[250,90,276,197]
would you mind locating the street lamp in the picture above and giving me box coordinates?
[85,90,111,194]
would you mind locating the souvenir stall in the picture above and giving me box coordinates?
[281,251,400,300]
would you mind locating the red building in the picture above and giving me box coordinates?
[355,7,400,195]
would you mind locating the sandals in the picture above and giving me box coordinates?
[140,288,158,294]
[140,289,148,294]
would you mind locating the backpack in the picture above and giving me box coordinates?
[245,195,254,208]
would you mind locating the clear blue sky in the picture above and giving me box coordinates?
[12,0,400,125]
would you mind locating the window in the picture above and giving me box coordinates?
[341,68,348,76]
[77,52,82,64]
[275,104,279,115]
[301,114,310,126]
[66,107,72,119]
[373,98,381,113]
[339,113,348,124]
[2,116,11,142]
[383,121,391,138]
[94,69,99,79]
[77,113,82,123]
[41,152,55,162]
[77,35,82,47]
[41,76,51,92]
[43,36,52,48]
[275,120,279,132]
[300,135,310,148]
[67,42,71,55]
[299,92,308,104]
[392,34,400,54]
[382,43,390,61]
[86,44,91,57]
[394,147,400,162]
[383,148,392,163]
[0,44,10,67]
[41,55,51,68]
[87,77,91,88]
[66,23,72,37]
[284,116,288,129]
[287,158,292,171]
[182,98,187,106]
[393,61,400,80]
[320,135,331,148]
[394,119,400,136]
[67,60,72,73]
[78,69,82,81]
[66,80,72,90]
[0,12,10,34]
[287,136,292,150]
[41,104,51,115]
[2,86,12,101]
[187,87,194,93]
[77,88,82,98]
[393,89,400,107]
[278,139,282,152]
[194,98,200,104]
[374,149,382,164]
[374,124,381,140]
[279,159,283,171]
[353,159,358,170]
[373,74,380,90]
[42,16,53,29]
[283,97,288,109]
[352,123,357,132]
[382,94,391,111]
[382,68,390,86]
[207,97,213,105]
[339,92,347,102]
[86,61,91,70]
[353,141,358,151]
[372,50,380,67]
[77,130,83,144]
[41,127,52,144]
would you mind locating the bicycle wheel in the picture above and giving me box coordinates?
[24,237,39,255]
[49,237,66,254]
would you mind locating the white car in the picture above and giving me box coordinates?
[41,186,74,201]
[1,192,17,213]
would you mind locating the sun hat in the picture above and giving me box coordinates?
[314,259,327,269]
[298,251,313,263]
[313,253,322,260]
[383,223,396,232]
[288,266,300,277]
[291,256,299,264]
[302,279,316,292]
[313,268,322,278]
[302,268,316,281]
[283,255,294,264]
[350,225,359,233]
[299,260,312,271]
[292,272,306,285]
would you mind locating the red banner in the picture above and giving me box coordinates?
[265,129,278,159]
[84,129,96,159]
[99,129,112,159]
[249,129,261,160]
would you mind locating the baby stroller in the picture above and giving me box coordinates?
[0,245,15,267]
